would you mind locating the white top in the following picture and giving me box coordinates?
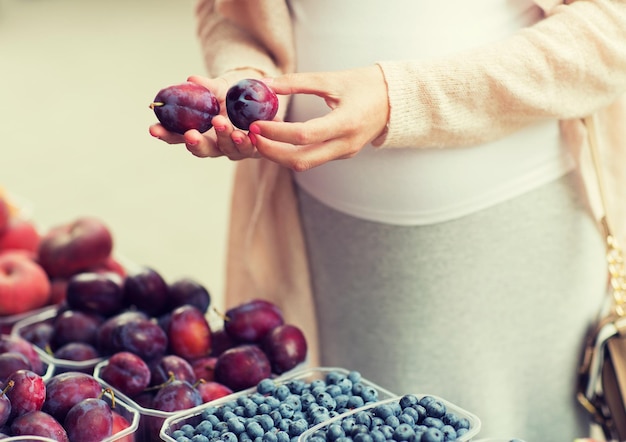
[288,0,575,225]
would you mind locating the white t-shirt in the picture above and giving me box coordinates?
[288,0,575,225]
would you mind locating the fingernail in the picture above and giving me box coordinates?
[248,132,257,146]
[249,124,260,135]
[215,125,225,132]
[233,137,243,145]
[187,140,197,147]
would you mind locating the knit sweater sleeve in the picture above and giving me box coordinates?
[195,0,295,80]
[376,0,626,149]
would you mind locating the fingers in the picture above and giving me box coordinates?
[250,111,349,147]
[249,130,357,171]
[265,72,336,97]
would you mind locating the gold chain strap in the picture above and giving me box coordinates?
[586,115,626,318]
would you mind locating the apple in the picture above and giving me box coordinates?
[0,252,51,316]
[0,218,40,253]
[38,217,113,278]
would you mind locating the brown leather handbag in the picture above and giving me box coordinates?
[577,115,626,442]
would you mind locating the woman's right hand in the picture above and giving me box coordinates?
[148,75,260,160]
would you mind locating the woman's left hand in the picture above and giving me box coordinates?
[249,65,390,171]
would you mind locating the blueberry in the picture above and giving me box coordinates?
[352,383,364,396]
[337,378,353,394]
[341,417,357,433]
[175,437,192,442]
[370,429,386,442]
[401,408,419,424]
[196,420,213,435]
[385,415,400,429]
[392,423,415,441]
[354,434,374,442]
[246,421,264,439]
[316,392,337,411]
[456,417,470,430]
[421,427,444,442]
[326,423,345,441]
[301,393,316,408]
[412,405,427,423]
[325,384,343,398]
[265,396,281,409]
[287,380,306,395]
[399,395,418,409]
[223,411,238,421]
[245,402,259,417]
[285,394,302,411]
[270,410,283,425]
[360,386,378,403]
[422,417,444,429]
[258,403,272,415]
[354,410,372,428]
[440,424,457,441]
[227,417,246,434]
[222,432,238,442]
[263,433,278,442]
[172,430,186,439]
[310,379,326,390]
[334,394,350,410]
[257,378,276,395]
[312,411,331,425]
[276,431,290,442]
[275,385,291,401]
[256,414,275,432]
[325,371,344,385]
[424,400,446,419]
[380,425,394,439]
[373,404,394,420]
[278,403,295,419]
[348,371,362,383]
[308,437,326,442]
[398,413,415,426]
[191,435,210,442]
[288,418,308,437]
[347,395,365,409]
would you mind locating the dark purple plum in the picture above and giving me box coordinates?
[150,354,196,387]
[18,321,54,350]
[226,78,279,130]
[0,383,11,427]
[10,410,69,442]
[43,372,103,423]
[96,310,149,356]
[0,352,31,382]
[53,342,100,362]
[167,276,211,313]
[112,317,168,361]
[64,397,113,442]
[65,271,126,316]
[167,304,211,360]
[51,309,104,349]
[5,369,46,419]
[224,298,284,343]
[98,351,151,398]
[262,324,307,374]
[123,267,169,317]
[0,334,45,375]
[214,344,272,391]
[150,82,220,134]
[209,327,237,357]
[151,379,202,412]
[190,356,217,382]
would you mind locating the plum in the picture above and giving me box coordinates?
[226,78,279,130]
[150,82,220,134]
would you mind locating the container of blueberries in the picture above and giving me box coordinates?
[300,394,481,442]
[159,366,397,442]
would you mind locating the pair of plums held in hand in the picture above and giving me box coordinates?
[150,78,279,134]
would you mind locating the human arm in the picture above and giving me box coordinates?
[248,0,626,170]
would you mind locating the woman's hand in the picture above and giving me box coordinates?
[148,74,260,160]
[248,65,390,171]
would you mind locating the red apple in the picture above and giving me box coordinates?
[38,217,113,278]
[0,251,51,316]
[0,218,40,253]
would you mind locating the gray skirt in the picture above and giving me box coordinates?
[295,172,607,441]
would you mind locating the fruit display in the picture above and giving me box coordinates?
[0,370,138,441]
[225,79,279,130]
[87,295,308,442]
[150,82,220,134]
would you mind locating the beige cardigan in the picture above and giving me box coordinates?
[196,0,626,365]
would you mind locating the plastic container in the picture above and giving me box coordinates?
[1,387,140,441]
[300,394,481,442]
[160,366,397,442]
[11,306,105,376]
[94,359,188,442]
[0,305,56,335]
